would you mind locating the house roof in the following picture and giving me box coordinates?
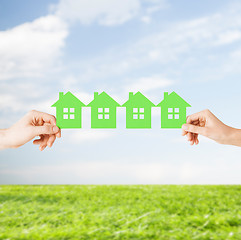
[51,91,85,107]
[87,91,120,107]
[122,91,155,107]
[156,91,191,107]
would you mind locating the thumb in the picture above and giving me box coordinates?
[182,124,206,135]
[33,125,59,136]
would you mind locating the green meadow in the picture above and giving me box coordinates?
[0,185,241,239]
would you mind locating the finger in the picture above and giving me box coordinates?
[31,110,57,125]
[190,139,195,145]
[193,133,197,143]
[33,138,46,145]
[186,110,207,124]
[33,135,44,145]
[191,120,199,125]
[33,125,59,136]
[187,132,193,141]
[188,133,195,145]
[47,134,56,148]
[56,128,61,138]
[39,135,49,151]
[182,124,207,136]
[182,128,188,136]
[39,145,46,151]
[183,119,199,136]
[33,139,42,145]
[193,133,198,145]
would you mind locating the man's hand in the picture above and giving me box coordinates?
[1,110,61,151]
[182,109,241,146]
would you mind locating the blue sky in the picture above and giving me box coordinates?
[0,0,241,184]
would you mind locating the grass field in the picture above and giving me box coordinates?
[0,185,241,239]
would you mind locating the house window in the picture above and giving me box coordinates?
[167,108,179,120]
[98,108,110,120]
[63,108,75,120]
[132,108,145,119]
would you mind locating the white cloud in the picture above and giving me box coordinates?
[54,0,166,26]
[73,3,241,84]
[141,16,152,24]
[55,0,140,25]
[214,30,241,46]
[230,47,241,59]
[0,15,68,80]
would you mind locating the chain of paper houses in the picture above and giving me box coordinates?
[51,91,191,129]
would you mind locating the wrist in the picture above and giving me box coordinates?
[0,129,11,150]
[226,127,241,147]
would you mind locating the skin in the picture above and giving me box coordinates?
[0,110,61,151]
[182,109,241,147]
[1,109,240,150]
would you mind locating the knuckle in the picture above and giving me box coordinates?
[44,125,51,132]
[191,125,197,132]
[204,109,210,114]
[29,109,36,115]
[52,115,56,122]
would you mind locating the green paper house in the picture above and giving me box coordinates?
[87,92,120,128]
[157,91,191,129]
[51,92,85,129]
[122,92,155,129]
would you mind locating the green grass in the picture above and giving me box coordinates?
[0,185,241,239]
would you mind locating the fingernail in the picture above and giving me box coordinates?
[53,126,59,133]
[182,125,188,130]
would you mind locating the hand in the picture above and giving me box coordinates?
[182,109,241,146]
[1,110,61,151]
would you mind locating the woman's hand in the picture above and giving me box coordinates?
[182,109,241,147]
[0,110,61,151]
